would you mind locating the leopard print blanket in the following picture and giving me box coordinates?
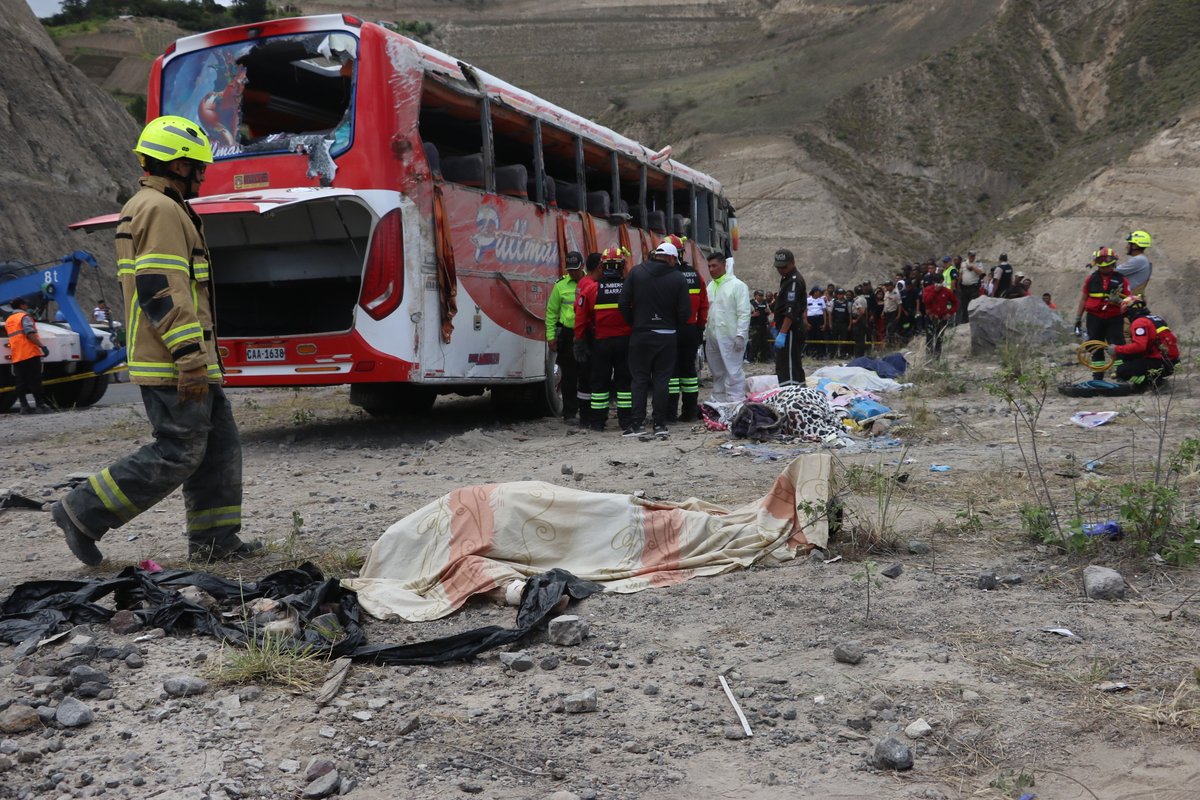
[763,386,846,442]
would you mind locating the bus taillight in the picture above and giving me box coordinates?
[359,209,404,321]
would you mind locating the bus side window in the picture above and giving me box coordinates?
[617,156,641,227]
[694,190,712,246]
[419,79,485,189]
[541,125,582,211]
[488,104,541,201]
[672,183,692,238]
[644,170,669,234]
[581,139,615,218]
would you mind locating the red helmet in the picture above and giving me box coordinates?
[662,234,686,252]
[1094,247,1118,267]
[600,246,626,263]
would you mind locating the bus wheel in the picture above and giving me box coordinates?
[350,383,436,416]
[537,345,564,417]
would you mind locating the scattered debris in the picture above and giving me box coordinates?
[718,674,754,738]
[1070,411,1118,429]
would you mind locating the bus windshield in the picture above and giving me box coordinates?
[161,31,358,161]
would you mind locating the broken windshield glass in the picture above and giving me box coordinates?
[161,31,358,162]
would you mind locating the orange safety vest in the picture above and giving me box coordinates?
[4,310,41,363]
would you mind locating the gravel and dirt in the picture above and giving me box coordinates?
[2,334,1198,800]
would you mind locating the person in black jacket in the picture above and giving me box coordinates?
[618,242,690,438]
[772,249,808,385]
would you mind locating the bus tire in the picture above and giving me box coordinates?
[540,345,564,417]
[350,383,436,416]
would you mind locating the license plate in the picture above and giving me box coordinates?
[245,346,286,361]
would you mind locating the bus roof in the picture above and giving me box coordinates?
[167,14,725,197]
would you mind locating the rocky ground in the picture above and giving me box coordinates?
[2,331,1199,800]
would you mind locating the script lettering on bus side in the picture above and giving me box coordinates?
[471,206,557,266]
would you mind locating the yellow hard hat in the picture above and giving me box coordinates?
[133,116,213,164]
[1126,230,1152,249]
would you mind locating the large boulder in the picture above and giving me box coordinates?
[969,296,1068,355]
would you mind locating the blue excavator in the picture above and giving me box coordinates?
[1,250,126,411]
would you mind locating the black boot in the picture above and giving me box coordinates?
[665,392,680,423]
[680,393,700,422]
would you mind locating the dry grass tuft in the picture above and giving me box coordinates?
[1099,677,1200,732]
[209,634,327,691]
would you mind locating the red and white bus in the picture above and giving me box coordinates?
[76,14,736,415]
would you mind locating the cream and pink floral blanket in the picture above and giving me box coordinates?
[343,455,833,621]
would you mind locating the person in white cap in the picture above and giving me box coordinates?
[705,253,751,403]
[618,242,690,438]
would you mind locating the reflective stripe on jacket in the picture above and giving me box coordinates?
[4,311,41,363]
[1081,270,1128,318]
[118,176,221,385]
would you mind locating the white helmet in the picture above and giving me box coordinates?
[653,242,679,259]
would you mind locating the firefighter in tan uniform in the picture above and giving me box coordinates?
[52,116,260,565]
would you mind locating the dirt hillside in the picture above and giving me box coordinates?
[0,0,140,312]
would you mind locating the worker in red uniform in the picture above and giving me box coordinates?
[920,273,958,358]
[663,235,708,422]
[571,252,603,428]
[1074,247,1129,380]
[1109,297,1178,390]
[4,297,51,413]
[576,247,633,432]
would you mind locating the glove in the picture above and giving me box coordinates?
[734,335,746,352]
[1106,344,1118,359]
[774,332,787,349]
[177,366,209,405]
[1073,319,1083,338]
[41,346,50,358]
[572,340,588,363]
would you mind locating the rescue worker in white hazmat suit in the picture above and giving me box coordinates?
[704,254,751,404]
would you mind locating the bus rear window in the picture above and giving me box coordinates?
[161,31,357,161]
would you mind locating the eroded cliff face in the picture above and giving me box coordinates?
[0,0,139,307]
[27,0,1200,330]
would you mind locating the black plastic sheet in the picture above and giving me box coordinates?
[0,565,601,666]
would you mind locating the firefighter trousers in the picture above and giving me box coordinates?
[1086,314,1125,380]
[589,336,631,430]
[59,385,244,556]
[668,324,702,420]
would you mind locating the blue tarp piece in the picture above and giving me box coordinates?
[847,352,908,379]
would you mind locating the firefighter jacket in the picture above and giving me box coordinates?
[705,273,751,341]
[545,274,578,341]
[680,263,709,328]
[1116,314,1167,361]
[118,176,221,385]
[1081,270,1129,318]
[4,310,41,363]
[576,267,632,340]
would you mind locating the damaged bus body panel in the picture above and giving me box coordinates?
[91,13,734,415]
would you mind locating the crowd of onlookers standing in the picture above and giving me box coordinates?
[744,250,1054,362]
